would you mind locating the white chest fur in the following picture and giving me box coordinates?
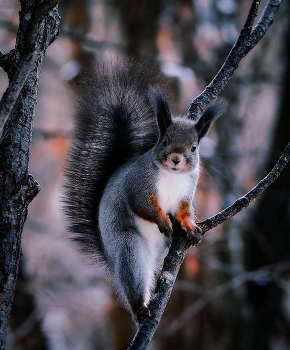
[157,168,198,215]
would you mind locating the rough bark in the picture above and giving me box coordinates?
[0,1,60,348]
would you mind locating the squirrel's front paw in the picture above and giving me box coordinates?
[158,217,173,238]
[182,221,202,246]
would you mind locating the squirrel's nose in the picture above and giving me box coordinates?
[170,153,183,165]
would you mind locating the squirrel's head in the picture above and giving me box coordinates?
[149,87,227,174]
[154,117,199,174]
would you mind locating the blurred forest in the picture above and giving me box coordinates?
[0,0,290,349]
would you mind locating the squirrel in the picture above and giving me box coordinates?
[63,59,227,324]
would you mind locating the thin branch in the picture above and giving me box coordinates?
[250,0,281,45]
[165,261,290,335]
[243,0,261,35]
[0,0,58,138]
[198,141,290,233]
[187,0,281,121]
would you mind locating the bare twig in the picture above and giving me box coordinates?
[166,261,290,334]
[187,0,281,121]
[198,142,290,233]
[0,0,58,138]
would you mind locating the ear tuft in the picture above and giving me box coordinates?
[148,87,172,139]
[194,99,228,142]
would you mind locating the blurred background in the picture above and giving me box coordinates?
[1,0,290,349]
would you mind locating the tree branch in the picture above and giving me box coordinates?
[187,0,281,121]
[0,0,58,138]
[198,141,290,233]
[128,139,289,350]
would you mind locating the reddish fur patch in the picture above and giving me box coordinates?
[175,200,196,231]
[150,195,168,220]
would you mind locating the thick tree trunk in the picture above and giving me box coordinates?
[0,1,60,348]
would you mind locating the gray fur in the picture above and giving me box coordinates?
[64,60,226,323]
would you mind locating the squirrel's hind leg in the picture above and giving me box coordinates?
[114,234,157,324]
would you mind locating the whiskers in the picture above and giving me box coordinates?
[199,158,231,188]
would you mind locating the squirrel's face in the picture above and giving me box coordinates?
[154,117,199,174]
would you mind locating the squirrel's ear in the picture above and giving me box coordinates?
[194,99,228,142]
[148,87,172,139]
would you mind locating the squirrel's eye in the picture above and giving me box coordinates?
[163,138,167,147]
[191,144,197,152]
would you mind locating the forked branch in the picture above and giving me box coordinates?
[187,0,281,121]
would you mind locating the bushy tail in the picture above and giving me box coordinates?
[63,59,166,263]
